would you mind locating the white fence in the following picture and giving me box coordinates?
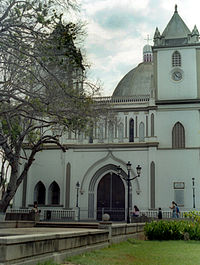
[7,208,76,221]
[140,210,191,219]
[7,208,193,221]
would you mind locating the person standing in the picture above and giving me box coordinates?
[158,207,162,219]
[169,201,177,218]
[132,205,140,217]
[32,201,39,213]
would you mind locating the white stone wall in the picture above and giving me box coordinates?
[157,47,198,100]
[156,149,200,210]
[156,107,200,148]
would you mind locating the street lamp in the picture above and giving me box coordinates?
[117,162,142,224]
[76,181,80,221]
[192,178,195,208]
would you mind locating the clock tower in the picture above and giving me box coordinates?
[153,5,200,102]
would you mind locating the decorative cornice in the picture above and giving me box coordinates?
[153,43,200,50]
[112,106,157,112]
[158,147,200,150]
[24,142,159,150]
[156,99,200,105]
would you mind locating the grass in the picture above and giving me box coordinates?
[37,261,59,265]
[64,239,200,265]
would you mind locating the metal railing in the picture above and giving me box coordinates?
[7,208,75,221]
[7,208,32,213]
[94,95,150,104]
[97,208,125,221]
[43,209,75,221]
[6,208,193,222]
[140,210,190,219]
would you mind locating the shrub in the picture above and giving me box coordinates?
[144,220,200,240]
[184,211,200,223]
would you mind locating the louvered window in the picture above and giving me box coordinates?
[172,122,185,149]
[172,51,181,67]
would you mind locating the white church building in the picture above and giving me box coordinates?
[13,6,200,221]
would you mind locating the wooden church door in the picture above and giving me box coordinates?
[97,172,125,221]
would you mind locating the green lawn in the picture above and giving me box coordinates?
[64,239,200,265]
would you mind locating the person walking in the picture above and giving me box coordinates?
[169,201,177,218]
[176,204,180,218]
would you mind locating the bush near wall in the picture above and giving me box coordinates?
[184,210,200,222]
[144,220,200,240]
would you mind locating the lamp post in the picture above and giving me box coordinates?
[76,181,80,221]
[117,162,142,224]
[192,178,195,208]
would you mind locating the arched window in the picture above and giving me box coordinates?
[172,51,181,67]
[129,119,134,142]
[65,163,71,209]
[88,123,93,143]
[172,122,185,149]
[78,131,83,142]
[98,123,104,143]
[151,113,154,137]
[68,130,71,139]
[118,122,124,142]
[108,121,114,142]
[139,122,145,142]
[34,181,46,205]
[48,181,60,205]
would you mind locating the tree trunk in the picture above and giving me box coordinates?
[0,136,65,214]
[0,159,20,213]
[0,187,16,213]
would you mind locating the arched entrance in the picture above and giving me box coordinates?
[97,172,125,221]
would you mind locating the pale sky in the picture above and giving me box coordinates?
[78,0,200,96]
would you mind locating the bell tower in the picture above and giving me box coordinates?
[153,5,200,102]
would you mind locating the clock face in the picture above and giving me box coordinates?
[172,71,182,81]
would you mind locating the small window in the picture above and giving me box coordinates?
[172,51,181,67]
[174,182,184,206]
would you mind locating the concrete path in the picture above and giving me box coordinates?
[0,226,99,236]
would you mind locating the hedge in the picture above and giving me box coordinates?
[144,220,200,240]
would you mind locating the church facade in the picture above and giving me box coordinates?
[13,6,200,220]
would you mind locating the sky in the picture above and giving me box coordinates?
[78,0,200,96]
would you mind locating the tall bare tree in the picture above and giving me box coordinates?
[0,0,102,213]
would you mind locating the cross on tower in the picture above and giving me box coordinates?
[144,34,152,44]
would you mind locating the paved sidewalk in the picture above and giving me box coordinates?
[0,226,99,236]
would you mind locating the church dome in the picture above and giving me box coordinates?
[112,62,153,97]
[143,44,152,53]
